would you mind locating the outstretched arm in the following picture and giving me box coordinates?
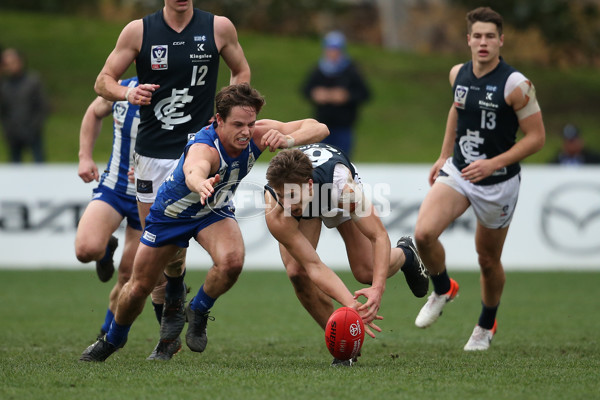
[254,118,329,152]
[183,143,220,205]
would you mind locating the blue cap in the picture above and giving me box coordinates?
[562,124,580,140]
[323,31,346,49]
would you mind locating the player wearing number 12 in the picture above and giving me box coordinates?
[413,7,545,351]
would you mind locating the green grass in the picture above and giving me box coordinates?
[1,269,598,399]
[1,10,600,164]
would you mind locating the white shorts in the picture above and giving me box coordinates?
[321,163,362,229]
[133,153,179,204]
[436,158,520,229]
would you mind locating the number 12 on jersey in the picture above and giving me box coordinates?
[191,65,208,86]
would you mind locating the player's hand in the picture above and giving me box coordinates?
[428,158,447,186]
[353,286,383,323]
[78,158,99,183]
[126,83,160,106]
[461,159,496,183]
[260,129,290,152]
[127,166,135,184]
[350,300,383,339]
[200,174,220,205]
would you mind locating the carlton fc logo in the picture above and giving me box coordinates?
[151,45,168,70]
[454,85,468,109]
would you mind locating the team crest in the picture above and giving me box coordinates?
[151,45,168,70]
[454,85,468,109]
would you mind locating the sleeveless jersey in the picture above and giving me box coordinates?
[299,143,357,218]
[98,77,139,197]
[150,122,262,220]
[135,8,220,159]
[452,58,521,185]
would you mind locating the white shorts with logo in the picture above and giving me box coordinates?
[436,158,520,229]
[133,153,179,204]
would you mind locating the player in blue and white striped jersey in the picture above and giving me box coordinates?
[75,77,161,340]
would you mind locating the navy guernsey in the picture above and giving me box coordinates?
[299,143,357,218]
[452,58,521,185]
[136,8,220,159]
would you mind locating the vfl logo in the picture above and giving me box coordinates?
[454,85,468,109]
[154,88,194,129]
[151,45,168,70]
[541,183,600,254]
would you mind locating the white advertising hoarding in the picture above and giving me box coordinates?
[0,164,598,270]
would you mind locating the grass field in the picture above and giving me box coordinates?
[1,269,598,399]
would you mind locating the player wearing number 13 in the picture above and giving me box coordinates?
[413,7,545,351]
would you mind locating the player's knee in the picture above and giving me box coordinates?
[352,269,372,285]
[75,242,102,263]
[217,252,244,281]
[129,279,154,300]
[414,227,435,250]
[478,254,500,273]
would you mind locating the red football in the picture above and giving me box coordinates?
[324,306,365,360]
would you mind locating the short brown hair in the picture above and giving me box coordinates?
[466,7,503,36]
[266,149,313,189]
[215,83,265,120]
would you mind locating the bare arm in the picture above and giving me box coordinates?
[78,96,114,183]
[214,15,251,85]
[253,118,329,153]
[351,206,391,320]
[264,195,356,308]
[428,64,462,186]
[94,20,159,105]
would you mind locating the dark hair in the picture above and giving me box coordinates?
[266,149,313,189]
[466,7,503,36]
[215,83,265,121]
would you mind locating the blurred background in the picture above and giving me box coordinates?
[1,0,600,164]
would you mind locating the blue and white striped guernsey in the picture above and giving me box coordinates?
[98,77,140,197]
[150,122,262,220]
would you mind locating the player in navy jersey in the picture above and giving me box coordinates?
[92,0,251,360]
[80,83,329,362]
[75,77,152,341]
[412,7,546,351]
[264,144,429,366]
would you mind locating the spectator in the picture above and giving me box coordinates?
[301,31,370,158]
[549,123,600,165]
[0,48,49,163]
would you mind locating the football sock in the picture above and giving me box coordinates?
[106,321,131,347]
[152,302,163,325]
[191,284,215,313]
[101,309,115,334]
[478,301,499,330]
[431,269,451,295]
[165,269,186,299]
[98,242,112,264]
[400,246,415,270]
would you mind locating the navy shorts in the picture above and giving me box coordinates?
[92,185,142,231]
[141,207,236,248]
